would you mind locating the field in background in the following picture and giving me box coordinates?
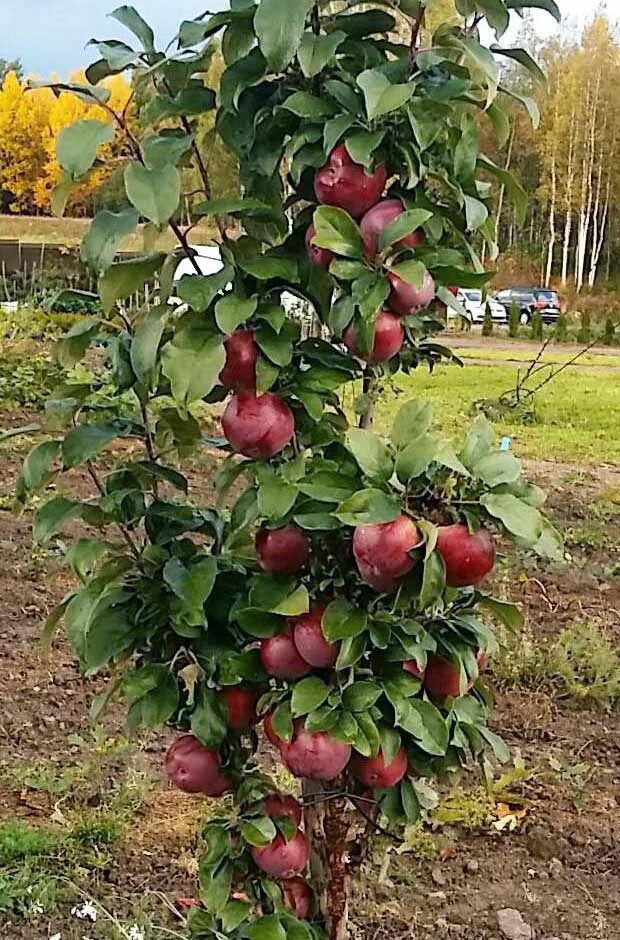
[0,214,218,250]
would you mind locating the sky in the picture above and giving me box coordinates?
[3,0,620,78]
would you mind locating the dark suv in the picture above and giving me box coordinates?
[494,287,561,325]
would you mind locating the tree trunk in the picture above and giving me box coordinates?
[544,141,557,287]
[303,780,352,940]
[561,108,576,287]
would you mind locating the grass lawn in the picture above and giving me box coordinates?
[451,345,620,368]
[370,360,620,465]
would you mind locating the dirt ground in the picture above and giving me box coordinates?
[0,425,618,940]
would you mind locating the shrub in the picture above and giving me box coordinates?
[509,302,520,338]
[601,317,616,346]
[577,310,591,344]
[481,306,493,336]
[554,313,568,342]
[530,309,543,340]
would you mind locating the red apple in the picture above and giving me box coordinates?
[315,144,387,218]
[222,391,295,460]
[263,793,303,826]
[256,525,310,574]
[281,720,351,780]
[388,270,436,315]
[165,735,231,796]
[353,515,420,593]
[343,309,404,364]
[360,199,424,260]
[291,607,338,668]
[260,627,313,680]
[219,688,259,731]
[281,878,313,919]
[305,224,334,269]
[403,660,425,679]
[436,524,496,587]
[350,747,408,788]
[251,830,309,878]
[219,329,258,391]
[423,655,464,698]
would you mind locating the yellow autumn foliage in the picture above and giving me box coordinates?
[0,70,132,215]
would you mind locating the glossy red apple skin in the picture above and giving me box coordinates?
[436,524,496,587]
[251,830,309,878]
[281,877,313,919]
[353,515,420,593]
[403,659,425,679]
[360,199,424,260]
[281,720,352,781]
[260,627,313,680]
[263,793,303,826]
[351,747,408,788]
[315,144,387,218]
[291,607,338,668]
[388,270,436,315]
[219,329,258,392]
[222,391,295,460]
[219,688,259,731]
[305,224,335,269]
[256,525,310,574]
[423,655,464,698]
[343,309,405,364]
[165,735,231,796]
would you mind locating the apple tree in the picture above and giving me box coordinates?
[18,2,562,938]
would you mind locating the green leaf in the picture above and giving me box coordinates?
[215,295,257,334]
[221,900,252,933]
[395,432,441,482]
[480,493,543,543]
[348,428,393,483]
[331,9,396,36]
[313,206,363,259]
[255,320,297,367]
[257,467,298,520]
[34,497,83,543]
[478,0,510,36]
[292,677,330,716]
[501,86,540,128]
[111,5,156,51]
[460,414,494,468]
[254,0,314,71]
[463,194,489,232]
[250,576,310,617]
[123,665,179,729]
[473,452,521,487]
[343,681,382,712]
[281,91,334,119]
[164,556,217,610]
[379,209,432,253]
[388,259,426,289]
[177,266,233,312]
[131,306,168,380]
[392,399,434,449]
[477,595,524,632]
[480,727,510,763]
[142,132,193,168]
[492,45,546,85]
[504,0,560,19]
[454,113,478,184]
[400,698,449,755]
[419,550,445,610]
[241,816,277,847]
[124,162,181,227]
[357,68,414,119]
[451,33,500,107]
[62,422,122,468]
[323,598,367,642]
[323,114,357,155]
[99,254,165,314]
[298,30,346,77]
[17,440,60,501]
[355,712,381,758]
[336,488,400,527]
[345,130,385,168]
[531,518,564,561]
[57,119,114,180]
[201,860,233,915]
[247,916,287,940]
[162,327,225,407]
[81,209,139,274]
[191,688,227,748]
[478,154,528,226]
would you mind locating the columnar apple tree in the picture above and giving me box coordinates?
[19,1,562,938]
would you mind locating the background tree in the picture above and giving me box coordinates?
[15,3,563,940]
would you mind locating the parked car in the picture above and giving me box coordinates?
[494,287,562,325]
[451,289,507,324]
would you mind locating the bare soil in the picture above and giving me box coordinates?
[0,434,618,940]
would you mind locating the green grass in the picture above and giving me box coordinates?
[371,360,620,465]
[452,346,620,368]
